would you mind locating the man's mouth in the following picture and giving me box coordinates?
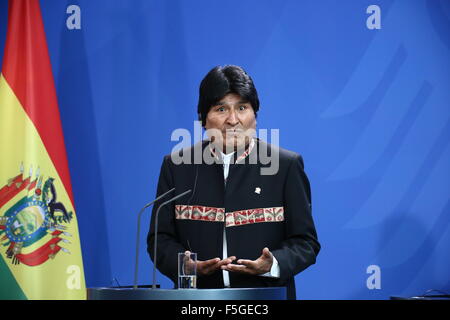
[225,129,244,135]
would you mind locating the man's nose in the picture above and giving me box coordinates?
[226,109,239,126]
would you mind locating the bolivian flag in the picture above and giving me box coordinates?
[0,0,86,299]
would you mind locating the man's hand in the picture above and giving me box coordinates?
[220,247,273,275]
[189,251,236,277]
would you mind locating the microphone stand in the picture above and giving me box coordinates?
[133,188,175,289]
[152,189,192,289]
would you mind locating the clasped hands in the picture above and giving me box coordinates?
[185,247,273,277]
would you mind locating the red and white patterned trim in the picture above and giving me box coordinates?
[175,205,284,227]
[235,138,255,164]
[175,205,225,222]
[225,207,284,227]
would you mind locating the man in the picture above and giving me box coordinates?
[147,65,320,300]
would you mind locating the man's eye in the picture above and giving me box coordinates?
[217,107,225,112]
[239,105,247,111]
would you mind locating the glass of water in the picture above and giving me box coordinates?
[178,251,197,289]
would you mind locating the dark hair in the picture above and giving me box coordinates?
[197,65,260,126]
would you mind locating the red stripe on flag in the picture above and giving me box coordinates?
[16,237,62,266]
[0,174,23,205]
[27,179,38,191]
[0,177,30,209]
[1,0,75,207]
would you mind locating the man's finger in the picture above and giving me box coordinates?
[217,256,236,266]
[197,258,221,276]
[261,247,273,259]
[222,263,248,272]
[198,258,220,270]
[236,259,256,268]
[203,258,221,265]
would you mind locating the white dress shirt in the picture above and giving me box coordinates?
[220,150,280,287]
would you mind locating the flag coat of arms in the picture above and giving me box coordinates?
[0,0,86,299]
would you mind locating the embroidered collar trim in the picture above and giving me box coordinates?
[208,138,255,164]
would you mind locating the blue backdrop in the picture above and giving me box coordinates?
[0,0,449,299]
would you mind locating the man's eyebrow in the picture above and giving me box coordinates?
[214,99,249,106]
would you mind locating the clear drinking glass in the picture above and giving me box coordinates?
[178,252,197,289]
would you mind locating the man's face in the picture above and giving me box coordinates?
[205,93,256,153]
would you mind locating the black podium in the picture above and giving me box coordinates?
[88,287,286,300]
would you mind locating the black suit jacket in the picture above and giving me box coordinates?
[147,139,320,300]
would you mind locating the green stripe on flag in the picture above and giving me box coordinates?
[0,256,27,300]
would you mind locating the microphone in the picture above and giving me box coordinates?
[152,189,192,289]
[133,188,175,289]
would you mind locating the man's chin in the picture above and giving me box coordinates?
[222,138,248,153]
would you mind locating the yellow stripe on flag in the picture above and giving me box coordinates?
[0,75,86,300]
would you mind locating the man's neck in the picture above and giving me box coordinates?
[213,141,252,156]
[209,138,255,164]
